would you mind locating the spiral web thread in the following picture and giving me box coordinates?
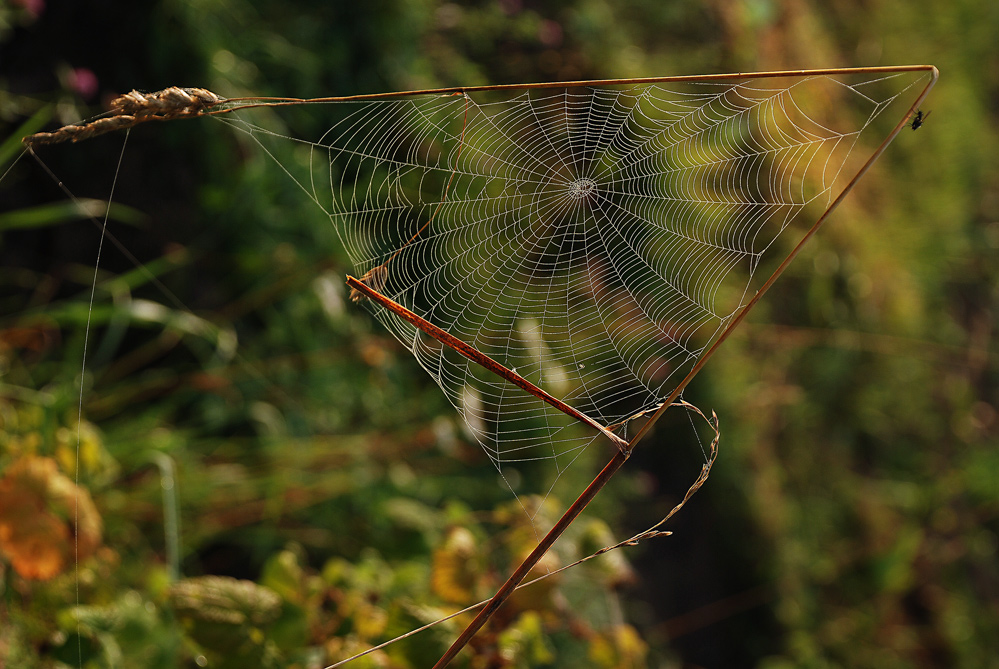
[209,69,933,526]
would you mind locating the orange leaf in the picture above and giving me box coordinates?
[0,456,102,580]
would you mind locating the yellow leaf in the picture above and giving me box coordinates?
[431,526,479,604]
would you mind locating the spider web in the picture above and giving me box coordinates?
[216,69,930,521]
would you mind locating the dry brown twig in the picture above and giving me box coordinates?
[346,275,631,451]
[325,400,719,669]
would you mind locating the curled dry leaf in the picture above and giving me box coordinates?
[348,264,388,303]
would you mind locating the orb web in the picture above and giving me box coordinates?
[215,69,932,519]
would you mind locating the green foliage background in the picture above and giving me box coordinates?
[1,0,997,667]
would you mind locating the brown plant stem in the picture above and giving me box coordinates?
[23,66,937,148]
[345,276,628,451]
[430,65,939,668]
[326,400,718,669]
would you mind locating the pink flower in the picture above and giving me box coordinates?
[499,0,522,15]
[11,0,45,19]
[67,68,99,100]
[538,20,563,48]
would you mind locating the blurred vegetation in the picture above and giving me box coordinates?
[1,0,997,667]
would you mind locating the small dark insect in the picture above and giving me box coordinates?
[910,109,931,130]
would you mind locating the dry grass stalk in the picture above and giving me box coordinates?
[23,86,223,147]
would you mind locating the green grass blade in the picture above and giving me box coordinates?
[0,199,146,231]
[0,105,53,168]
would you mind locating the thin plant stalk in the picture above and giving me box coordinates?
[24,66,937,148]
